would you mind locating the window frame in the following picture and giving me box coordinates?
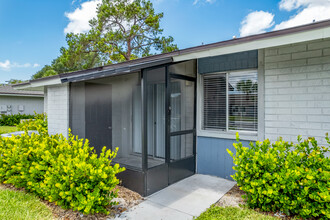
[201,69,258,137]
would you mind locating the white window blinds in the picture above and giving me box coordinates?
[203,71,258,132]
[203,74,227,130]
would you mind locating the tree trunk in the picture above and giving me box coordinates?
[126,38,131,61]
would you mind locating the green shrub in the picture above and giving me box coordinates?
[227,133,330,219]
[0,114,35,126]
[16,113,48,135]
[0,130,125,214]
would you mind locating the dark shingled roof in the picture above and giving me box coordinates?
[0,85,43,97]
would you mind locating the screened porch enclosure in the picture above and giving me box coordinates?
[69,60,197,196]
[70,73,145,169]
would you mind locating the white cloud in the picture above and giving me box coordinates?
[275,0,330,30]
[193,0,216,5]
[239,11,275,37]
[0,60,11,70]
[279,0,329,11]
[0,60,39,71]
[239,0,330,37]
[64,0,101,34]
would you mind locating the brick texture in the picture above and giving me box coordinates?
[264,39,330,147]
[46,84,69,137]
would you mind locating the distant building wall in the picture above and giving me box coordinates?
[0,95,44,115]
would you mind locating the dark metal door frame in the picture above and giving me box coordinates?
[142,62,197,195]
[166,70,197,184]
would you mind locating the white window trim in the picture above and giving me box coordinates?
[197,68,260,141]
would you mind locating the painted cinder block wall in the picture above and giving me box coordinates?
[46,84,69,137]
[264,38,330,150]
[197,38,330,179]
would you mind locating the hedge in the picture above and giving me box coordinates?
[227,133,330,219]
[0,114,35,126]
[0,116,125,214]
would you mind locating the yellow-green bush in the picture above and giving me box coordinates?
[0,130,124,214]
[227,133,330,219]
[16,113,48,135]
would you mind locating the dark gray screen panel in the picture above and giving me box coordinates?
[85,83,112,154]
[198,50,258,74]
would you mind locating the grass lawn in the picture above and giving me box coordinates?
[0,186,53,220]
[195,206,277,220]
[0,126,18,134]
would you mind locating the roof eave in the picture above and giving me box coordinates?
[173,20,330,61]
[12,76,62,90]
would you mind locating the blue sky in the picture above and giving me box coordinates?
[1,0,330,83]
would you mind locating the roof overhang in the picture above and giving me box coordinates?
[173,20,330,62]
[61,57,173,83]
[12,76,61,91]
[11,19,330,90]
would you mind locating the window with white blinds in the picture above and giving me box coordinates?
[203,71,258,132]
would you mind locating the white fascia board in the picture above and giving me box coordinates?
[31,77,62,88]
[14,77,62,91]
[173,26,330,61]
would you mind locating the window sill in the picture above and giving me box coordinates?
[197,129,258,141]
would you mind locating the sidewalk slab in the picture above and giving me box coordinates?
[115,174,236,220]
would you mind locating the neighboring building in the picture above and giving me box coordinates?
[0,85,44,115]
[13,19,330,196]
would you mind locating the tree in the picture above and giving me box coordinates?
[32,0,177,79]
[32,34,103,80]
[92,0,178,61]
[6,79,24,84]
[236,79,258,101]
[236,80,257,95]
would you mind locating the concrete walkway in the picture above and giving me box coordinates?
[115,174,236,220]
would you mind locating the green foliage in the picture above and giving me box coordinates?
[0,126,18,135]
[0,130,125,214]
[93,0,178,61]
[0,114,35,126]
[0,186,53,220]
[227,133,330,219]
[195,206,277,220]
[32,0,178,79]
[6,79,24,85]
[32,65,59,80]
[16,113,48,136]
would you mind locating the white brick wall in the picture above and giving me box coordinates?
[46,84,69,137]
[264,38,330,147]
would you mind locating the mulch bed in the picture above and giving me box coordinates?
[0,184,143,220]
[216,184,245,208]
